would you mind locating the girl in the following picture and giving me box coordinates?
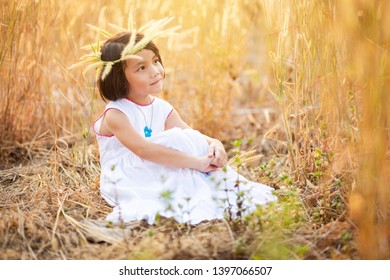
[92,29,276,225]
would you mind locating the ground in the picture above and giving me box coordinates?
[0,103,359,260]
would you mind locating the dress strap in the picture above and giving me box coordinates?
[105,100,128,115]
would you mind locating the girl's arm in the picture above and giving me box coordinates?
[104,109,217,172]
[165,109,227,167]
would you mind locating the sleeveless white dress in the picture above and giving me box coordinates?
[93,97,276,225]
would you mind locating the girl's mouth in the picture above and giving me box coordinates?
[151,79,162,86]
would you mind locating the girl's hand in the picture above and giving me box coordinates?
[195,154,219,173]
[208,139,227,167]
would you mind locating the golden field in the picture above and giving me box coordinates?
[0,0,389,259]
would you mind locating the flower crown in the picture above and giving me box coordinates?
[70,16,180,80]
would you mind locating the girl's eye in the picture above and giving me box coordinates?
[138,66,146,71]
[154,59,160,64]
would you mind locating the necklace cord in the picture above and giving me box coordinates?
[135,97,153,137]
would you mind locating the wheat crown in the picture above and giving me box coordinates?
[70,15,180,80]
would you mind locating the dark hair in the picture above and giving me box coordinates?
[97,32,163,101]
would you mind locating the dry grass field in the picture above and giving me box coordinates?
[0,0,389,260]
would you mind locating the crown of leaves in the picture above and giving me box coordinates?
[70,15,180,80]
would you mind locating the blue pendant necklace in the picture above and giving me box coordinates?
[136,99,153,138]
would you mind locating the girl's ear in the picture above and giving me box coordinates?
[125,78,131,93]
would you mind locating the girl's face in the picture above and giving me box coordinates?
[124,49,164,100]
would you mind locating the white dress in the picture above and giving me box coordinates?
[93,97,276,225]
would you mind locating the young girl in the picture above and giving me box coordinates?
[91,27,276,225]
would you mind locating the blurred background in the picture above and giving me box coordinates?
[0,0,389,259]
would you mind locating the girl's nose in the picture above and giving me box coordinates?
[151,69,160,77]
[151,64,162,77]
